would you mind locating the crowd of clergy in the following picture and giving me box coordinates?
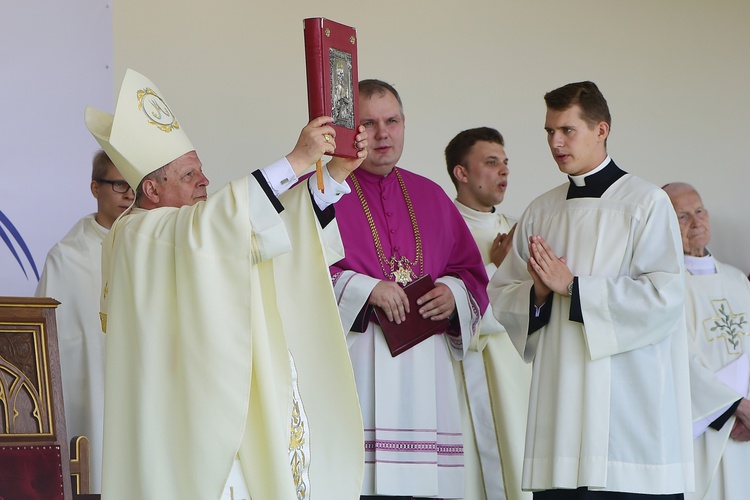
[34,71,750,500]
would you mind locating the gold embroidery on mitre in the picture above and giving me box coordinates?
[703,298,749,355]
[99,312,107,334]
[137,87,181,133]
[103,281,108,300]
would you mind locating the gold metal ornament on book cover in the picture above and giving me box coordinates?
[329,48,354,129]
[351,168,424,286]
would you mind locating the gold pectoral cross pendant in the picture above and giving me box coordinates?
[389,256,416,286]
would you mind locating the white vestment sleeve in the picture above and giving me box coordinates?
[437,275,479,360]
[321,219,345,266]
[578,191,686,360]
[468,261,503,353]
[258,157,298,197]
[332,269,380,337]
[688,339,746,422]
[489,242,539,364]
[245,176,292,261]
[308,164,351,210]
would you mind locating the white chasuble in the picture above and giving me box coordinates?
[684,261,750,500]
[454,201,532,500]
[99,176,362,500]
[36,214,107,492]
[489,174,694,495]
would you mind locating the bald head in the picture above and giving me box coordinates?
[662,182,697,200]
[662,182,710,257]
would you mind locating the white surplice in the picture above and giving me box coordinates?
[36,214,107,492]
[333,272,477,498]
[454,200,533,500]
[489,172,694,494]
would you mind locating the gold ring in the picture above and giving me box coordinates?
[323,134,332,143]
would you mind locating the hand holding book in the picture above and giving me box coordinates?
[303,18,361,191]
[374,275,451,357]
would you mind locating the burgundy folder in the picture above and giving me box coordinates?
[375,274,450,357]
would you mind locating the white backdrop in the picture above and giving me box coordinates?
[0,0,112,296]
[2,0,748,298]
[112,0,750,276]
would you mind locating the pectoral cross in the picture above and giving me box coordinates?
[391,265,412,286]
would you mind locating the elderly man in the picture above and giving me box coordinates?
[85,69,367,500]
[445,126,532,500]
[329,79,488,499]
[489,81,694,499]
[35,150,132,492]
[663,182,750,500]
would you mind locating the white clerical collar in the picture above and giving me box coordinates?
[454,199,498,223]
[90,214,110,238]
[454,199,495,214]
[569,155,611,187]
[684,251,716,275]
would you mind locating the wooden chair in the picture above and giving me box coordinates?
[0,297,94,499]
[70,435,91,495]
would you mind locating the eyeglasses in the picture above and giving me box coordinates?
[96,179,133,194]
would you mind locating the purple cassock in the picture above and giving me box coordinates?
[331,167,488,326]
[329,165,489,498]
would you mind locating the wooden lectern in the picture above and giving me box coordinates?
[0,297,73,499]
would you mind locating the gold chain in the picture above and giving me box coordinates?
[350,168,424,285]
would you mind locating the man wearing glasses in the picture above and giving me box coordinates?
[35,149,134,492]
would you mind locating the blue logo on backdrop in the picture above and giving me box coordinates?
[0,210,40,281]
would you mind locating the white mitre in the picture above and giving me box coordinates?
[84,68,194,189]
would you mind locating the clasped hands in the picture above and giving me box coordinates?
[491,223,516,267]
[526,234,750,445]
[369,280,455,324]
[527,235,574,306]
[730,398,750,442]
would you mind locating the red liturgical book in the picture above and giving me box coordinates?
[375,275,451,357]
[303,17,360,158]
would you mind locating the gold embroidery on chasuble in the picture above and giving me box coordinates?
[228,486,249,500]
[100,281,109,333]
[703,298,749,355]
[288,354,310,499]
[289,397,307,499]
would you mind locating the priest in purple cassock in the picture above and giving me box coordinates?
[328,79,488,500]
